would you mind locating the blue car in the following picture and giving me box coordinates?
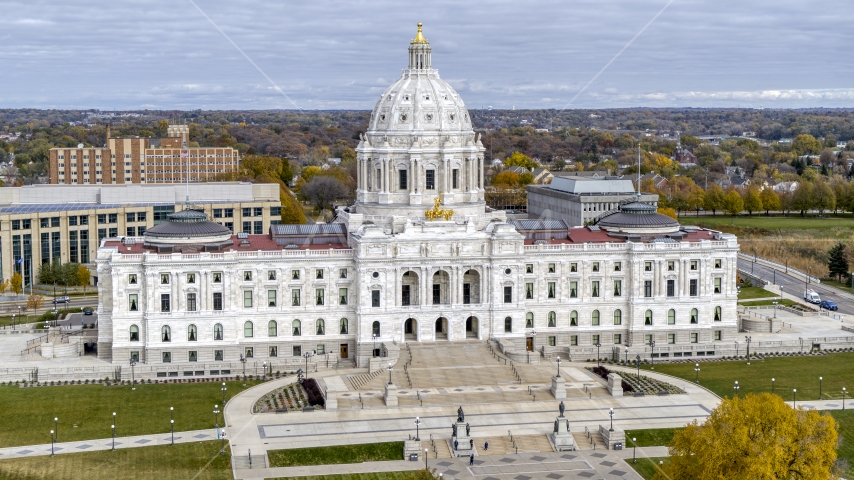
[820,300,838,311]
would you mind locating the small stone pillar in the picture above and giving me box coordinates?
[550,375,566,399]
[40,342,54,359]
[384,382,398,406]
[325,386,338,411]
[607,373,623,397]
[369,357,382,374]
[403,439,422,461]
[451,421,473,457]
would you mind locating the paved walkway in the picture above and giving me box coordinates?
[0,428,223,460]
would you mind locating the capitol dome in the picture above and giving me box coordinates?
[352,23,486,219]
[144,206,233,251]
[597,201,680,236]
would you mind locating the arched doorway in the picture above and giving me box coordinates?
[465,316,478,338]
[435,317,448,340]
[462,270,481,304]
[401,271,420,306]
[404,318,418,341]
[432,271,450,305]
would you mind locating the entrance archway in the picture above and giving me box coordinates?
[462,270,481,304]
[401,271,420,306]
[435,317,448,340]
[404,318,418,341]
[432,271,450,305]
[465,316,478,339]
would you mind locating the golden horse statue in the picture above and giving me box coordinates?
[425,195,454,221]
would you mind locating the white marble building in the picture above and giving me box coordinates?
[95,25,739,370]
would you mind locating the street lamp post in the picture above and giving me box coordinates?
[772,378,775,394]
[819,377,823,400]
[303,351,315,379]
[239,354,247,377]
[843,388,847,410]
[635,354,641,378]
[388,364,393,385]
[745,336,752,364]
[632,437,637,464]
[54,417,58,442]
[50,430,55,456]
[793,389,797,408]
[734,381,739,397]
[556,356,561,377]
[170,420,174,445]
[415,416,421,441]
[111,424,116,451]
[624,347,629,365]
[694,364,700,384]
[263,361,267,378]
[609,408,614,431]
[773,301,778,318]
[130,359,137,390]
[221,382,227,405]
[112,412,116,434]
[595,343,601,367]
[424,448,428,470]
[372,333,378,357]
[648,339,656,370]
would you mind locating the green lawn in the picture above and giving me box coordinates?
[624,428,679,447]
[626,457,668,480]
[0,440,231,480]
[268,442,404,467]
[820,278,854,296]
[643,353,853,401]
[0,380,261,448]
[830,410,854,476]
[737,286,776,300]
[270,472,435,480]
[698,214,854,230]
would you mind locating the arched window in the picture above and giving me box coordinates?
[161,325,171,342]
[548,311,556,327]
[690,308,698,324]
[570,311,578,327]
[645,310,653,325]
[187,324,197,342]
[316,319,325,335]
[372,321,380,336]
[525,312,534,328]
[244,321,254,338]
[592,310,600,326]
[667,309,675,325]
[714,306,722,321]
[504,316,512,332]
[214,323,223,341]
[292,320,301,336]
[613,309,622,325]
[340,318,348,334]
[129,325,139,342]
[268,320,277,337]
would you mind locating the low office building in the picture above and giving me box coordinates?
[0,182,281,286]
[49,124,240,185]
[527,176,659,227]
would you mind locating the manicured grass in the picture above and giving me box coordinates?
[270,472,435,480]
[698,214,854,230]
[624,428,680,447]
[268,442,404,467]
[0,380,262,448]
[626,457,668,480]
[0,440,231,480]
[737,286,776,300]
[739,299,798,307]
[820,278,854,296]
[830,410,854,476]
[642,352,854,401]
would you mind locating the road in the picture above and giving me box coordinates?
[737,258,854,316]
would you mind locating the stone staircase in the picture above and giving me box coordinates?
[422,438,453,459]
[346,369,384,390]
[573,430,606,450]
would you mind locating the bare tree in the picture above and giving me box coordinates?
[300,176,348,214]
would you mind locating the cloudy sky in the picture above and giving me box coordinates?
[2,0,853,110]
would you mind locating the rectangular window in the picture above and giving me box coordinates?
[644,334,652,345]
[97,214,107,224]
[254,221,263,234]
[187,273,195,284]
[613,280,621,297]
[160,294,170,312]
[215,350,224,361]
[245,347,254,359]
[130,351,139,362]
[591,281,600,297]
[399,169,408,190]
[52,217,60,227]
[213,272,222,283]
[268,290,277,307]
[666,279,675,297]
[452,169,459,189]
[40,218,49,228]
[372,290,381,307]
[644,280,652,298]
[69,231,78,263]
[592,262,599,272]
[269,346,278,357]
[504,317,512,332]
[213,292,223,311]
[668,261,675,271]
[433,284,441,304]
[503,286,512,303]
[126,226,136,237]
[315,288,324,305]
[254,207,263,217]
[569,281,577,298]
[292,270,300,280]
[186,293,197,312]
[548,263,555,273]
[244,271,252,281]
[614,262,621,272]
[163,352,172,363]
[340,268,348,279]
[690,279,698,296]
[690,260,698,270]
[240,290,253,308]
[213,208,223,218]
[547,282,555,298]
[570,335,578,346]
[161,274,169,284]
[526,264,533,274]
[98,228,107,242]
[292,289,301,306]
[668,333,675,344]
[592,334,600,345]
[293,345,302,357]
[268,270,276,281]
[425,169,435,190]
[129,294,138,312]
[316,269,324,279]
[79,216,88,226]
[614,334,622,345]
[270,206,281,216]
[644,261,652,272]
[525,282,534,299]
[242,221,251,234]
[128,274,137,284]
[570,263,577,273]
[463,283,470,304]
[548,336,556,347]
[109,227,117,237]
[691,333,698,343]
[68,216,77,226]
[339,288,348,305]
[715,259,722,269]
[189,351,198,362]
[126,212,135,223]
[714,278,722,293]
[242,207,251,217]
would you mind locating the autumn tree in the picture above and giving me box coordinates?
[491,171,521,186]
[503,151,539,171]
[813,179,836,216]
[722,190,744,218]
[26,294,45,312]
[10,272,23,295]
[0,279,8,294]
[280,188,307,224]
[742,187,763,216]
[77,265,90,294]
[759,188,781,215]
[656,393,839,480]
[792,134,822,156]
[703,184,724,215]
[657,207,677,220]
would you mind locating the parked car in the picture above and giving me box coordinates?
[83,307,94,315]
[803,289,821,304]
[820,300,838,311]
[52,296,70,304]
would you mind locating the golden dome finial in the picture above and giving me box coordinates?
[411,22,429,44]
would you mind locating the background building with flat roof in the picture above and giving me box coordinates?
[0,183,280,286]
[527,176,659,227]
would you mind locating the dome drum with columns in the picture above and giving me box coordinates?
[353,23,486,218]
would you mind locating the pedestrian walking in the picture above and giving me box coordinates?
[454,440,459,450]
[469,438,474,449]
[469,453,474,466]
[484,441,489,451]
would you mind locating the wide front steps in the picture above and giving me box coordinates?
[422,438,453,459]
[573,431,606,450]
